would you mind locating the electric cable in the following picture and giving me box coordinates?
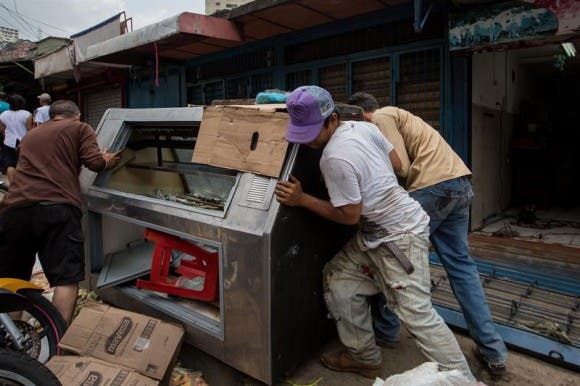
[0,1,71,40]
[0,2,69,33]
[0,5,39,39]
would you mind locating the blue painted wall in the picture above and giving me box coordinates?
[122,4,472,168]
[126,66,185,108]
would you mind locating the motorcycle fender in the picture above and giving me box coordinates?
[0,278,43,294]
[0,289,33,313]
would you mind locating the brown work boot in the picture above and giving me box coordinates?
[320,349,382,379]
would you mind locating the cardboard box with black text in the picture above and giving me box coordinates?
[52,301,184,383]
[46,356,159,386]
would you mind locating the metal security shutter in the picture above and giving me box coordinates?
[83,84,122,129]
[351,57,391,106]
[204,80,224,104]
[319,64,347,103]
[286,70,311,92]
[397,49,441,130]
[250,72,273,97]
[226,76,249,99]
[188,85,203,105]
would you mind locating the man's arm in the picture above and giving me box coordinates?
[275,176,361,225]
[389,148,403,174]
[79,123,120,171]
[372,112,410,178]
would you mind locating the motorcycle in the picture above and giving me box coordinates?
[0,348,61,386]
[0,278,67,364]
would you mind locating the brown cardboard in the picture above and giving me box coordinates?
[46,356,158,386]
[58,302,184,381]
[192,105,289,178]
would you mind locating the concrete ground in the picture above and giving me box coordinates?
[284,331,579,386]
[180,329,579,386]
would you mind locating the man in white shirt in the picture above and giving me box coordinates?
[275,86,473,380]
[0,94,32,181]
[34,93,51,126]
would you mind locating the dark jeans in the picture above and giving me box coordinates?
[373,176,507,362]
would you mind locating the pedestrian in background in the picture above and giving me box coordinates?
[34,93,51,126]
[0,92,9,114]
[0,95,32,182]
[0,92,9,180]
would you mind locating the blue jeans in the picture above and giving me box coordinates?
[373,176,507,363]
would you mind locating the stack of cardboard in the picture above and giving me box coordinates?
[47,302,184,386]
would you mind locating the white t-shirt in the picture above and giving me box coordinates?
[34,105,50,124]
[0,110,31,148]
[320,121,430,250]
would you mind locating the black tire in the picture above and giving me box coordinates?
[0,349,61,386]
[16,290,67,363]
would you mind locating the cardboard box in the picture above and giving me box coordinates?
[46,356,158,386]
[192,104,289,178]
[58,302,184,381]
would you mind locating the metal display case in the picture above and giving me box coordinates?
[81,108,355,384]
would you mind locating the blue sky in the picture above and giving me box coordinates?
[0,0,205,41]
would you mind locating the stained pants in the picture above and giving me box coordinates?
[322,232,474,380]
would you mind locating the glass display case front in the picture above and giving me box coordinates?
[93,123,239,217]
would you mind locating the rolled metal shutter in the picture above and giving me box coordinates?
[83,84,122,129]
[397,49,441,130]
[227,77,249,99]
[286,70,312,92]
[319,64,347,103]
[188,85,203,105]
[351,57,391,106]
[204,80,225,104]
[250,72,273,97]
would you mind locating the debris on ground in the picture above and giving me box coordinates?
[73,288,102,318]
[282,377,323,386]
[372,362,480,386]
[517,320,573,344]
[30,271,51,292]
[170,365,209,386]
[492,223,520,238]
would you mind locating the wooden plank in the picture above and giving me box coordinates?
[469,234,580,265]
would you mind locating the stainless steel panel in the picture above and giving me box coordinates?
[85,107,355,385]
[120,286,222,338]
[80,107,205,192]
[237,174,276,211]
[97,241,154,288]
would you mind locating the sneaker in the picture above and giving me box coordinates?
[473,347,507,376]
[320,349,382,379]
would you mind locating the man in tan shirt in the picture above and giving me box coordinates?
[349,92,507,376]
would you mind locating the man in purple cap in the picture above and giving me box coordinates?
[275,86,473,380]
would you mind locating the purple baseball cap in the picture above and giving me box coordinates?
[285,85,335,144]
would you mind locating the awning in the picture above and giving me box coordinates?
[34,45,74,79]
[82,0,414,65]
[34,13,125,80]
[83,12,243,65]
